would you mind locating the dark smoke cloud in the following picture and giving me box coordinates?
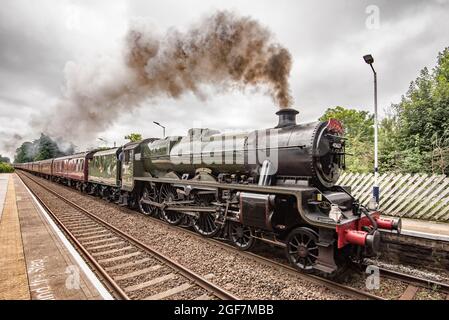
[37,10,293,142]
[126,10,293,107]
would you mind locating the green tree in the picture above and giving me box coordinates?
[14,141,35,163]
[14,134,75,163]
[0,154,13,172]
[125,133,142,142]
[391,47,449,174]
[378,114,401,172]
[320,106,374,173]
[34,133,60,161]
[0,155,10,163]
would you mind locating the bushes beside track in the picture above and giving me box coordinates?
[0,162,14,173]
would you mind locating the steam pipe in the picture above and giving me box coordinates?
[275,108,298,128]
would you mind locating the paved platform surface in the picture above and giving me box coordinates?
[0,173,109,300]
[0,174,9,220]
[398,217,449,241]
[0,173,30,299]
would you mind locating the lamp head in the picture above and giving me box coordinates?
[363,54,374,64]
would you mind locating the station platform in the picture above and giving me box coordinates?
[398,218,449,242]
[0,174,8,220]
[380,215,449,242]
[0,173,111,300]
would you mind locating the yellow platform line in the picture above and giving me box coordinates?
[0,174,30,300]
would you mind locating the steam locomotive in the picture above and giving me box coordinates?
[15,108,401,276]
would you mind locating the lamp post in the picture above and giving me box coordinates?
[363,54,379,209]
[153,121,166,138]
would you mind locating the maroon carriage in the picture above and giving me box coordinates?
[52,151,96,188]
[31,162,39,173]
[37,159,53,179]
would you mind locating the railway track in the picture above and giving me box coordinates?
[19,172,237,301]
[184,225,449,300]
[18,171,449,300]
[376,267,449,300]
[137,216,449,300]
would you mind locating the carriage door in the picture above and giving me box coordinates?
[121,149,134,191]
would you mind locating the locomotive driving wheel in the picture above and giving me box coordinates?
[138,184,158,216]
[160,184,184,225]
[229,222,255,250]
[192,194,220,237]
[193,212,220,237]
[285,227,319,272]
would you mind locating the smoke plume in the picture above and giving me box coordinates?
[40,10,293,142]
[126,10,293,107]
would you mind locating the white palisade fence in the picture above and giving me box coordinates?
[337,173,449,222]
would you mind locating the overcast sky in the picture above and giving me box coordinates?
[1,0,449,159]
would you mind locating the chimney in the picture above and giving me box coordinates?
[275,108,299,128]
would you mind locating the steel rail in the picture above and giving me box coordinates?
[19,172,238,301]
[376,267,449,294]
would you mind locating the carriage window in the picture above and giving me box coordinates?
[124,150,130,163]
[80,160,84,171]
